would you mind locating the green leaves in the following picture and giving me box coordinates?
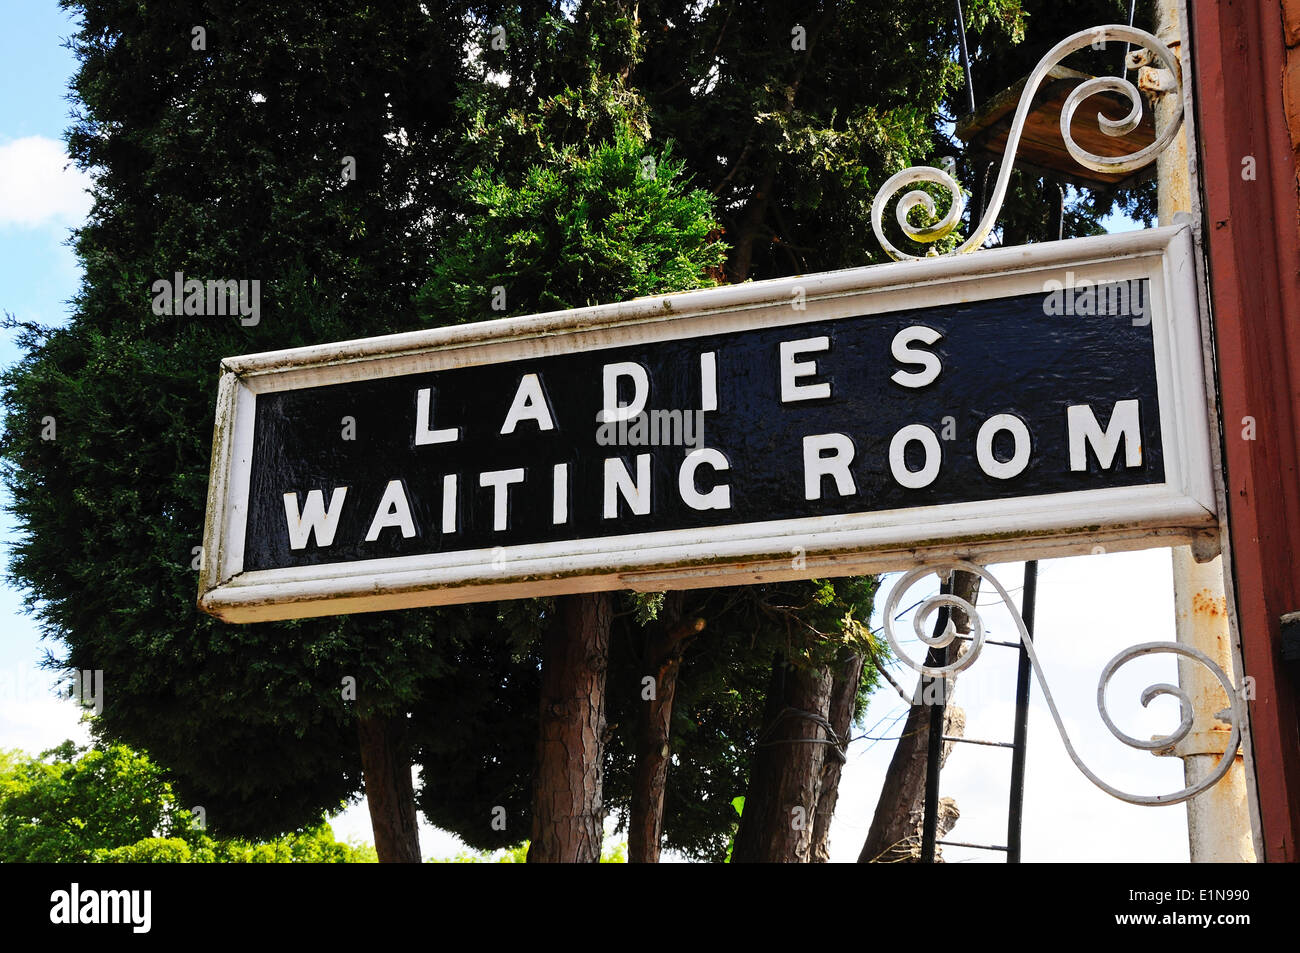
[14,0,1133,862]
[418,129,726,324]
[0,741,192,863]
[3,0,488,840]
[0,741,376,862]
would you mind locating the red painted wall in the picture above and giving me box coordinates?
[1192,0,1300,861]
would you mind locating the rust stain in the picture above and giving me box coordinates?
[1192,588,1228,618]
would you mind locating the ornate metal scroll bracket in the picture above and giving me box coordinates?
[871,24,1184,261]
[881,560,1244,806]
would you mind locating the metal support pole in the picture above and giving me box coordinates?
[1006,560,1038,863]
[920,577,952,863]
[1150,0,1255,863]
[920,656,946,863]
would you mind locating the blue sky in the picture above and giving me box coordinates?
[0,7,88,704]
[0,2,1193,862]
[0,4,86,341]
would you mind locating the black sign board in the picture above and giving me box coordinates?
[200,226,1214,622]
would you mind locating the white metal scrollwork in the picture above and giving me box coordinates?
[871,24,1184,261]
[882,561,1243,806]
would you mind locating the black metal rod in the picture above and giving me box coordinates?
[954,0,980,238]
[1006,560,1039,863]
[954,0,976,115]
[950,635,1022,649]
[921,664,946,862]
[920,577,953,864]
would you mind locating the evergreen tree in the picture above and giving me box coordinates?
[2,0,1144,864]
[2,0,484,860]
[413,2,733,861]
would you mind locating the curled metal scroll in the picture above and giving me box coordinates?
[881,564,986,678]
[871,25,1183,261]
[882,561,1244,806]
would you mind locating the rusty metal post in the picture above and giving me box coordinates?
[1145,0,1256,862]
[1168,550,1255,861]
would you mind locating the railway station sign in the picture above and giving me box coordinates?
[198,225,1214,622]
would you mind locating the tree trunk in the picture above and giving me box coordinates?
[731,654,834,863]
[721,11,830,284]
[528,591,612,863]
[727,165,775,283]
[858,703,966,862]
[810,645,864,862]
[357,711,422,863]
[628,592,705,863]
[859,571,980,863]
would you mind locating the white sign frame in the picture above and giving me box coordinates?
[199,224,1214,622]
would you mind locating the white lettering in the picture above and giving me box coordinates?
[803,433,856,499]
[441,474,457,533]
[49,884,151,934]
[283,487,348,549]
[479,468,525,531]
[890,424,941,489]
[1068,400,1142,470]
[700,351,718,412]
[890,325,944,388]
[553,463,568,524]
[500,373,554,434]
[604,455,651,517]
[415,387,458,445]
[365,480,416,541]
[780,336,832,402]
[599,362,649,423]
[976,414,1031,480]
[679,448,730,510]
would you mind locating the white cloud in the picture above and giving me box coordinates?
[0,667,93,755]
[0,136,93,229]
